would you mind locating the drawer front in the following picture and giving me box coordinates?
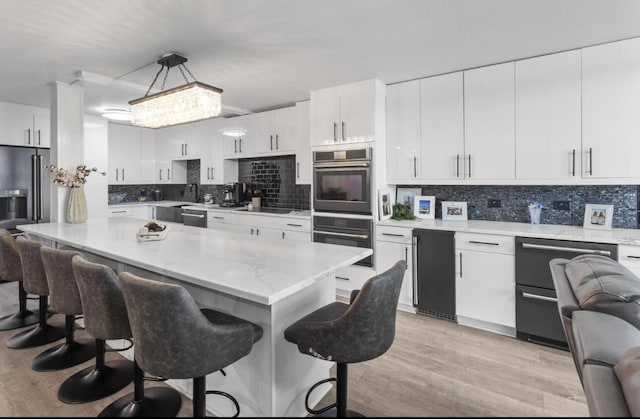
[456,232,515,255]
[618,245,640,269]
[280,217,311,232]
[232,213,282,229]
[207,212,232,224]
[108,207,132,217]
[376,225,413,244]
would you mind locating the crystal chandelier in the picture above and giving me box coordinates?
[129,53,222,129]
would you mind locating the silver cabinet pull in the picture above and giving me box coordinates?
[382,233,404,237]
[37,129,41,146]
[282,231,285,239]
[456,154,460,178]
[31,155,37,220]
[315,231,369,239]
[341,121,346,142]
[116,168,119,181]
[181,213,205,218]
[234,139,237,153]
[286,223,303,227]
[27,128,31,145]
[270,135,273,151]
[627,255,640,259]
[168,168,171,180]
[413,156,417,178]
[212,216,224,220]
[412,236,418,305]
[333,122,338,142]
[239,139,242,153]
[468,240,499,246]
[459,252,463,278]
[185,143,188,155]
[572,149,576,177]
[297,162,300,178]
[336,276,350,281]
[211,167,215,180]
[404,246,408,270]
[521,242,611,256]
[588,147,593,176]
[468,154,472,178]
[122,168,125,181]
[207,167,210,180]
[256,228,260,236]
[276,134,279,149]
[181,144,185,155]
[36,154,43,219]
[112,210,127,214]
[159,169,162,181]
[251,228,254,235]
[521,292,557,303]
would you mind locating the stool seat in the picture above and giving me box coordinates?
[201,308,263,343]
[284,302,349,347]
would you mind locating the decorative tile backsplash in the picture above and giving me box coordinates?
[396,184,638,229]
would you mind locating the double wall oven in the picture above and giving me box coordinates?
[312,147,373,267]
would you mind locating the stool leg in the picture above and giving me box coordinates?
[0,282,40,330]
[193,376,206,417]
[336,363,347,417]
[30,314,96,371]
[6,296,66,349]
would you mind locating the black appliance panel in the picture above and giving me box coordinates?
[181,209,207,228]
[312,216,373,267]
[515,285,567,346]
[155,205,183,223]
[413,229,456,321]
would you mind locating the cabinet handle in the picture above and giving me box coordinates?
[251,228,254,235]
[627,255,640,259]
[37,129,41,146]
[211,167,215,180]
[276,134,279,149]
[459,253,463,278]
[282,231,285,239]
[412,236,418,305]
[572,149,576,177]
[333,122,338,143]
[413,156,417,178]
[159,169,162,181]
[207,167,210,180]
[521,242,611,256]
[181,144,185,156]
[27,128,31,145]
[185,143,188,155]
[341,121,346,142]
[256,228,259,236]
[234,139,237,153]
[588,147,593,176]
[212,216,224,220]
[382,233,404,237]
[404,246,408,270]
[239,139,242,153]
[468,154,472,178]
[168,168,171,180]
[122,168,125,181]
[521,292,557,303]
[116,168,119,181]
[112,210,127,214]
[456,155,460,178]
[297,162,300,178]
[286,223,303,227]
[270,135,273,151]
[468,240,500,246]
[336,276,350,281]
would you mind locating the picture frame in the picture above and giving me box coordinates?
[413,195,436,219]
[583,204,614,230]
[378,188,392,221]
[442,201,468,221]
[395,187,422,213]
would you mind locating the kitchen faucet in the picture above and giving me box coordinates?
[188,183,199,203]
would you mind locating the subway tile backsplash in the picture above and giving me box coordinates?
[396,184,638,229]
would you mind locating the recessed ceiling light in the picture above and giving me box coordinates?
[101,108,133,122]
[222,128,246,137]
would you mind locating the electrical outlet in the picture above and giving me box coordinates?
[487,198,501,208]
[553,200,570,211]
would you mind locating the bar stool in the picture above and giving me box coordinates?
[6,237,66,349]
[116,272,263,418]
[284,260,406,417]
[0,229,40,330]
[55,256,135,403]
[31,247,96,371]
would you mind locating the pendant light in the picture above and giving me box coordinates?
[129,53,223,129]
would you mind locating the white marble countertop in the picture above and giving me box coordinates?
[18,218,370,305]
[377,218,640,246]
[180,204,312,219]
[108,200,187,208]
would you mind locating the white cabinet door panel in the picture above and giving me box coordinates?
[376,240,413,308]
[386,80,421,182]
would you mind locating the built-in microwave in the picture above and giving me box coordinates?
[312,148,372,215]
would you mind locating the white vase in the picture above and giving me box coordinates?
[67,187,88,223]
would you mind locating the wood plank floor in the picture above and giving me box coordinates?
[0,305,587,417]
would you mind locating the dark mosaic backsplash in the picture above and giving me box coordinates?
[239,155,310,210]
[108,157,310,210]
[398,184,638,229]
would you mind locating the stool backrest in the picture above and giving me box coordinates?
[0,229,22,283]
[72,256,132,341]
[16,237,49,296]
[40,247,85,315]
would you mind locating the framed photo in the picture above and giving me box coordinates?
[583,204,614,230]
[442,201,468,221]
[378,188,392,221]
[395,187,422,213]
[414,195,436,219]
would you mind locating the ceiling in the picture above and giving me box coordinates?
[1,0,640,118]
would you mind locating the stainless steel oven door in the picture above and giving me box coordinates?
[313,229,373,267]
[313,164,371,214]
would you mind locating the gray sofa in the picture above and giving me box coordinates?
[549,255,640,417]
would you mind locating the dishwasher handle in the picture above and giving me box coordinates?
[412,236,418,306]
[521,242,611,257]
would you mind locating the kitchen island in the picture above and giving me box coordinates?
[18,218,372,417]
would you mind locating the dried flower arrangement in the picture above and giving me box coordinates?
[45,164,99,188]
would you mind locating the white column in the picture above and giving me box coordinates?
[83,115,108,220]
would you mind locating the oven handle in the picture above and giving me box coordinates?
[314,230,369,239]
[181,213,206,218]
[520,291,557,303]
[313,162,370,168]
[521,242,611,256]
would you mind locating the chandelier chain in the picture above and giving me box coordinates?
[143,64,166,97]
[180,63,198,83]
[160,66,170,91]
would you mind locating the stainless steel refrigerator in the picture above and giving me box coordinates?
[0,145,50,232]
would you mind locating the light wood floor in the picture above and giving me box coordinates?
[0,308,587,417]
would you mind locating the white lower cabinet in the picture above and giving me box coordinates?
[228,213,312,241]
[455,232,515,336]
[108,207,133,218]
[618,245,640,278]
[108,205,155,220]
[375,225,414,312]
[335,265,377,295]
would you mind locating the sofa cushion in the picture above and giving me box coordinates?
[565,255,640,329]
[614,346,640,417]
[583,364,630,417]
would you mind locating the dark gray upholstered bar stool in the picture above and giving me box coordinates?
[284,260,406,417]
[0,229,40,330]
[116,272,263,418]
[6,237,66,349]
[55,256,136,403]
[31,247,96,371]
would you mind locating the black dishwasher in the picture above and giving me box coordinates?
[413,229,456,321]
[515,236,617,349]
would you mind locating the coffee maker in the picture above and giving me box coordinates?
[221,182,244,207]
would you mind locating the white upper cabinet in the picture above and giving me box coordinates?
[139,128,156,183]
[294,101,312,184]
[253,106,296,155]
[108,123,141,184]
[201,118,238,185]
[515,50,582,180]
[310,79,384,146]
[386,80,421,183]
[582,37,640,178]
[420,72,465,180]
[159,121,207,159]
[0,103,50,148]
[464,62,515,180]
[223,113,256,157]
